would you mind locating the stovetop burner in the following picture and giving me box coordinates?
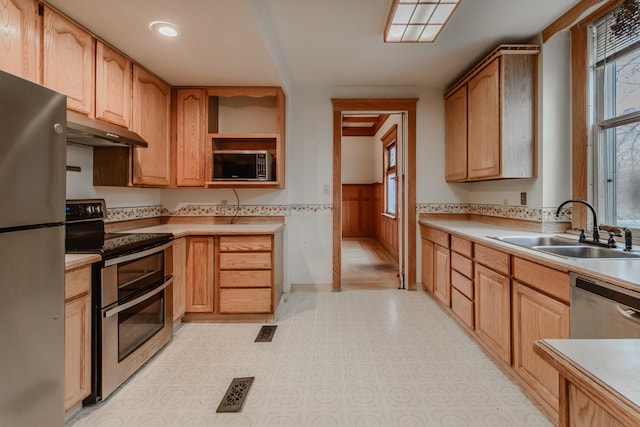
[65,199,172,259]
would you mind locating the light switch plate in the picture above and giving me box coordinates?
[520,192,527,205]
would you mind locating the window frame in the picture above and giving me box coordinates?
[381,124,398,218]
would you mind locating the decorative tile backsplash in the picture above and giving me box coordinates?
[107,203,570,223]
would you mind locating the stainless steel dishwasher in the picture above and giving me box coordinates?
[571,272,640,338]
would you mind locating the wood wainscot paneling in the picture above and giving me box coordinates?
[342,184,375,237]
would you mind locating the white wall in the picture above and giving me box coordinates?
[341,136,377,184]
[540,31,573,209]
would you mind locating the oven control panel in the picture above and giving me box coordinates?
[66,199,106,222]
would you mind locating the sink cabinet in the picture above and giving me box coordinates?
[512,257,570,413]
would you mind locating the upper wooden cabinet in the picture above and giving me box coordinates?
[174,88,207,187]
[0,0,41,84]
[95,41,132,128]
[132,65,171,187]
[444,45,539,182]
[43,7,95,115]
[444,86,468,181]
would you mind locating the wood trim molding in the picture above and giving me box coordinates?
[332,98,418,291]
[542,0,610,43]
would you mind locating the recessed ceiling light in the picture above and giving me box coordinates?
[149,21,178,37]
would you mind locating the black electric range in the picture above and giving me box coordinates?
[65,199,173,259]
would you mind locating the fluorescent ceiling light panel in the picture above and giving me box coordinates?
[384,0,459,43]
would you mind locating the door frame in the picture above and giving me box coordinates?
[332,98,418,292]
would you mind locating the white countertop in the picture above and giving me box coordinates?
[122,223,285,238]
[541,339,640,408]
[420,218,640,291]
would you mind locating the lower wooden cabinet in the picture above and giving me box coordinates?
[474,263,511,364]
[217,235,273,314]
[185,236,214,313]
[172,237,187,321]
[64,265,91,413]
[433,244,451,306]
[513,280,569,412]
[421,238,434,293]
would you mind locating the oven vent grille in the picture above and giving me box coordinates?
[216,377,254,413]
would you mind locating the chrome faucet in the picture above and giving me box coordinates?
[555,199,601,244]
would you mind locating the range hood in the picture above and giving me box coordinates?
[66,111,148,148]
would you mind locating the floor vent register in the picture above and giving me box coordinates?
[255,325,277,342]
[216,377,255,413]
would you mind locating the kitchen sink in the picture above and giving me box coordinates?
[490,235,581,247]
[534,246,640,259]
[489,235,640,260]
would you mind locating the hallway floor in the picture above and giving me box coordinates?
[341,237,400,289]
[67,288,551,427]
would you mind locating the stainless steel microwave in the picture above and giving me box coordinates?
[212,150,274,181]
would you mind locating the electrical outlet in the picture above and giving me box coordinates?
[221,200,228,208]
[520,192,527,205]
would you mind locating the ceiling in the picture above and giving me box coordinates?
[46,0,582,91]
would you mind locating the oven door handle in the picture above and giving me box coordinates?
[104,241,173,267]
[103,278,172,319]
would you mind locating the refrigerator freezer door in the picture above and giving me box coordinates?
[0,70,66,228]
[0,226,65,426]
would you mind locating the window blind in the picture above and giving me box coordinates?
[594,0,640,65]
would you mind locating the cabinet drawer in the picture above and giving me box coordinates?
[65,265,91,300]
[219,252,271,270]
[475,244,510,275]
[219,270,272,288]
[451,269,473,299]
[451,252,473,279]
[219,235,271,252]
[219,288,272,313]
[451,235,473,257]
[513,257,569,303]
[451,288,474,329]
[420,226,449,248]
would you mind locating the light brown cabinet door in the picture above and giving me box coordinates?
[467,57,500,179]
[474,263,511,364]
[445,85,468,181]
[43,7,94,115]
[0,0,41,83]
[172,237,187,321]
[185,236,214,313]
[513,281,569,412]
[421,238,434,293]
[64,293,91,412]
[175,88,206,187]
[433,244,450,306]
[132,64,171,186]
[96,41,131,128]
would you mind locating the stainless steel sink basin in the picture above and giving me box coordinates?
[491,235,580,247]
[533,246,640,259]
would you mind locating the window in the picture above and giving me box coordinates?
[385,141,397,215]
[592,1,640,230]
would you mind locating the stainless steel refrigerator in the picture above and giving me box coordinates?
[0,70,66,426]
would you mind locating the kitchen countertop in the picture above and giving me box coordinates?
[122,222,285,238]
[419,218,640,291]
[65,253,101,271]
[534,339,640,423]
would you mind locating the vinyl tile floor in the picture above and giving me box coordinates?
[66,288,552,427]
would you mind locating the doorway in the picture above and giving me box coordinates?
[331,98,418,292]
[340,113,403,289]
